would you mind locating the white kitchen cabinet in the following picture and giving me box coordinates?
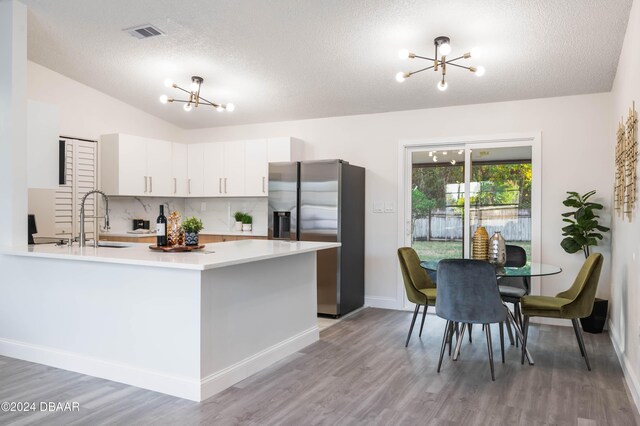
[244,139,268,196]
[223,142,245,196]
[267,137,303,163]
[203,143,224,196]
[187,144,205,196]
[101,134,303,198]
[100,134,172,197]
[172,143,188,196]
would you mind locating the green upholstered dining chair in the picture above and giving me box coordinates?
[520,253,604,370]
[397,247,437,347]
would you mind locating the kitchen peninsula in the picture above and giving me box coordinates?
[0,239,339,401]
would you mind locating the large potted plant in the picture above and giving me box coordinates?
[182,216,204,246]
[560,190,610,333]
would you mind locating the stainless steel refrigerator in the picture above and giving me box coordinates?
[268,160,365,317]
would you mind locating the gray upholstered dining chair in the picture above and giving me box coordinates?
[499,245,528,345]
[436,259,508,381]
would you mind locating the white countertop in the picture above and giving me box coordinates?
[100,230,268,238]
[0,240,340,271]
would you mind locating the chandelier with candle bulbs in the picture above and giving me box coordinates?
[395,36,485,91]
[159,76,235,112]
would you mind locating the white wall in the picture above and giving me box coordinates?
[27,61,183,142]
[183,93,614,308]
[610,0,640,409]
[0,0,28,246]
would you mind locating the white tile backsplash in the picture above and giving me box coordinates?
[106,196,268,235]
[106,197,185,232]
[184,198,268,234]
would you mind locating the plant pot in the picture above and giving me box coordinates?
[242,224,252,231]
[184,231,199,246]
[580,298,608,334]
[234,221,243,231]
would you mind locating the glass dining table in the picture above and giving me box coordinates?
[420,260,562,365]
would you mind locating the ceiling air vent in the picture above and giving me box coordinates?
[123,24,165,40]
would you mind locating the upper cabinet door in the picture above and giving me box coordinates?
[115,135,148,196]
[267,137,303,162]
[203,143,224,196]
[147,139,172,196]
[223,141,245,196]
[172,143,188,197]
[187,144,205,197]
[244,139,268,196]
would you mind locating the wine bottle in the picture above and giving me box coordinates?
[156,205,168,246]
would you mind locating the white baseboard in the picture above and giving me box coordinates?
[365,296,402,310]
[200,326,319,401]
[608,320,640,414]
[0,326,320,403]
[0,337,201,401]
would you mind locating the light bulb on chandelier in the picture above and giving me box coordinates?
[437,80,448,91]
[184,103,192,112]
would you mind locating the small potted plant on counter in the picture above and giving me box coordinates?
[233,212,245,231]
[182,216,204,246]
[241,214,253,232]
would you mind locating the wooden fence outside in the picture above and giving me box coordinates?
[413,208,531,241]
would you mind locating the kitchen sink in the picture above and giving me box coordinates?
[97,242,131,248]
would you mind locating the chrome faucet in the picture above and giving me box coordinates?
[79,190,110,248]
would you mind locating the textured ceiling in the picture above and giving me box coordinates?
[24,0,633,129]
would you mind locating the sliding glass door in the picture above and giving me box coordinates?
[407,144,533,260]
[410,148,465,261]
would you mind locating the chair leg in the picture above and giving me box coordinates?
[418,304,428,337]
[468,323,473,343]
[499,322,505,364]
[485,324,495,381]
[453,323,467,361]
[405,304,420,347]
[571,318,586,357]
[438,321,452,373]
[521,315,530,365]
[505,313,515,346]
[572,319,592,371]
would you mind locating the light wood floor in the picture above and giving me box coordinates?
[0,308,638,425]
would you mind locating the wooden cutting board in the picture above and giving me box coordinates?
[148,245,205,252]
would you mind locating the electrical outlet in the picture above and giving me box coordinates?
[384,202,394,213]
[201,202,207,212]
[373,202,383,213]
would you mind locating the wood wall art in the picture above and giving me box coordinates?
[616,101,638,221]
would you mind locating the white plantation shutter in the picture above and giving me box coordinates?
[55,138,98,240]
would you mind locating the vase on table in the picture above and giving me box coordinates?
[472,226,489,261]
[185,231,199,246]
[234,221,243,231]
[488,231,506,266]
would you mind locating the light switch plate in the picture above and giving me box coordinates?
[373,202,383,213]
[384,202,394,213]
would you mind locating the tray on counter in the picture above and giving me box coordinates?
[148,245,205,252]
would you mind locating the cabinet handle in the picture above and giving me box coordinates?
[174,178,177,194]
[144,176,148,193]
[188,178,192,194]
[219,178,222,194]
[224,178,228,194]
[149,176,153,193]
[262,176,266,193]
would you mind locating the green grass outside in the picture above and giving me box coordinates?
[412,240,532,262]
